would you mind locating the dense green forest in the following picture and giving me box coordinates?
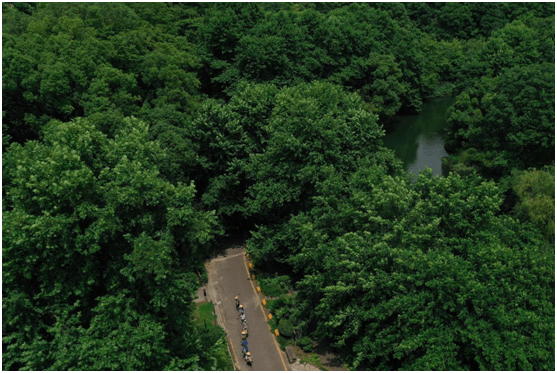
[2,2,554,370]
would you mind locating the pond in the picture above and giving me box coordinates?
[382,96,455,178]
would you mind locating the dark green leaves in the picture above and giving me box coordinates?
[3,117,217,370]
[2,2,200,145]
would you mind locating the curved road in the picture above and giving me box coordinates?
[205,246,290,371]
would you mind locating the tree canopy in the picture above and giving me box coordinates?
[3,2,554,371]
[280,169,554,370]
[3,117,217,370]
[444,16,555,178]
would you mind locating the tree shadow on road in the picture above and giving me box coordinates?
[207,233,246,260]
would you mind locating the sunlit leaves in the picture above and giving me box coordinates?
[289,170,554,370]
[511,165,555,242]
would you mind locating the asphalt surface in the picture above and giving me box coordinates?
[206,246,290,371]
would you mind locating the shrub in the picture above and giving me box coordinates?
[299,336,313,352]
[258,275,291,297]
[277,335,293,350]
[266,297,285,313]
[278,318,294,338]
[268,318,278,332]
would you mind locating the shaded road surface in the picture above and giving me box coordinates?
[206,246,290,371]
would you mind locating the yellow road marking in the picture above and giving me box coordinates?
[242,252,289,371]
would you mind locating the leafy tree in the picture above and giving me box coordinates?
[404,2,554,40]
[243,81,403,269]
[3,117,217,370]
[329,52,406,118]
[511,165,555,243]
[246,82,390,220]
[437,2,475,40]
[299,336,313,352]
[288,169,554,370]
[454,16,554,93]
[190,81,401,234]
[197,3,445,116]
[445,62,554,178]
[2,2,200,146]
[190,82,279,228]
[278,318,294,338]
[196,3,264,97]
[4,4,555,371]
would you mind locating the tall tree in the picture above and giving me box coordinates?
[2,2,200,146]
[3,117,217,370]
[445,62,554,177]
[244,81,402,267]
[287,169,554,370]
[511,165,555,243]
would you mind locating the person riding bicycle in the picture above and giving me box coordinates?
[235,296,240,309]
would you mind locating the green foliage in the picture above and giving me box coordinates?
[190,82,278,227]
[445,60,554,178]
[278,318,295,338]
[405,2,554,40]
[191,81,401,234]
[2,117,218,370]
[276,335,294,351]
[265,298,283,313]
[197,263,209,285]
[299,352,325,370]
[267,317,278,333]
[286,169,554,370]
[244,82,402,265]
[197,3,451,116]
[440,14,555,179]
[3,3,554,371]
[195,302,216,326]
[299,336,313,353]
[194,302,234,371]
[511,165,555,243]
[2,2,200,151]
[258,275,291,298]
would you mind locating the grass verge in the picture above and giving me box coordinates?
[194,302,234,371]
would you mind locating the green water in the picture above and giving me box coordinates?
[382,96,455,178]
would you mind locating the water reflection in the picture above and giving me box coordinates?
[382,96,455,178]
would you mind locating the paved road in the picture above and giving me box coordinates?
[206,246,290,371]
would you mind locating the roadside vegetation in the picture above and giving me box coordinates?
[3,2,554,370]
[194,303,235,371]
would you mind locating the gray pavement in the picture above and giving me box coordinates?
[205,246,290,371]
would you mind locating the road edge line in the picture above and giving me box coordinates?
[242,250,290,371]
[206,261,241,371]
